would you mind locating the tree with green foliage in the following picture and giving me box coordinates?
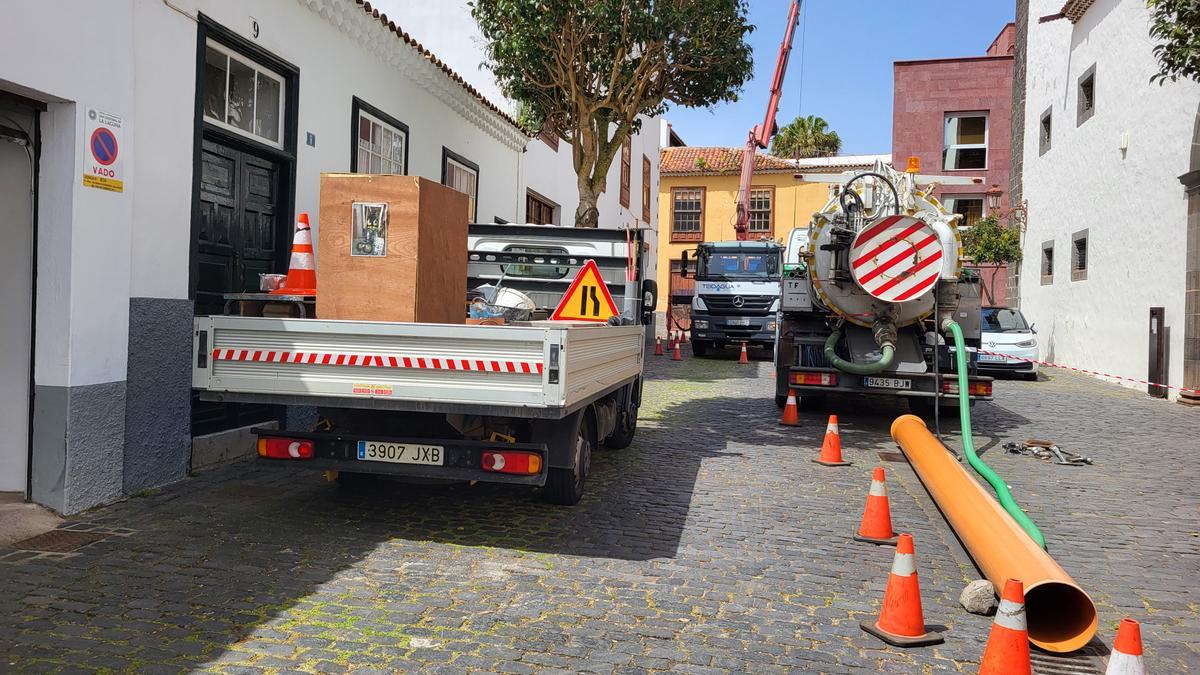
[961,215,1021,305]
[1148,0,1200,84]
[770,115,841,159]
[472,0,755,228]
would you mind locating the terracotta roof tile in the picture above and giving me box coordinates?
[659,147,798,175]
[357,1,528,134]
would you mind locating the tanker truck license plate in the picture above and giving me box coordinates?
[864,376,911,390]
[357,441,444,465]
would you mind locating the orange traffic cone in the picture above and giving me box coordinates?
[861,533,944,647]
[668,331,677,350]
[680,330,689,344]
[273,213,316,295]
[779,389,801,427]
[979,579,1031,674]
[814,415,852,466]
[654,337,664,356]
[1105,619,1145,675]
[672,340,683,361]
[738,341,750,364]
[854,467,899,545]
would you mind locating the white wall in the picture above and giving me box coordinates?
[0,3,136,389]
[0,0,528,390]
[1019,0,1200,397]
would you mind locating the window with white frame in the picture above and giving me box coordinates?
[943,113,988,170]
[443,150,479,221]
[202,40,285,147]
[943,194,985,227]
[354,104,407,174]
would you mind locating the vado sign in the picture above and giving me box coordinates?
[82,108,124,193]
[551,259,620,322]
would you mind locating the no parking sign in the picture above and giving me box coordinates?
[82,108,124,193]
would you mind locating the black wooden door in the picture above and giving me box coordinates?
[192,137,285,435]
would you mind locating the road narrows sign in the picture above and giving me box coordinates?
[551,259,620,322]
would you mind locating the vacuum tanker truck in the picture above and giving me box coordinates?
[774,159,993,417]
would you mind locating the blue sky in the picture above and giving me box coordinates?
[666,0,1015,154]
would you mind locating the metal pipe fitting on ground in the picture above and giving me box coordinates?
[890,414,1098,653]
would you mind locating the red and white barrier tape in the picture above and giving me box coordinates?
[212,349,543,375]
[975,348,1198,395]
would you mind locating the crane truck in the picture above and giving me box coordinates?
[774,159,993,416]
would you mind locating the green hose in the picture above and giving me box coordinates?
[945,320,1047,549]
[823,327,896,375]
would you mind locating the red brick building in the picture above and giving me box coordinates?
[892,23,1015,305]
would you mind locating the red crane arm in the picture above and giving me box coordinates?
[734,0,802,241]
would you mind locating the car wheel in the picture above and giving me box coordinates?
[543,414,593,506]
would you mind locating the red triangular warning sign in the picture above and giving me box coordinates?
[551,259,620,322]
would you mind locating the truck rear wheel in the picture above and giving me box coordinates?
[543,414,592,505]
[604,401,638,449]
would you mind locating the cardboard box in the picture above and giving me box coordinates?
[317,174,468,324]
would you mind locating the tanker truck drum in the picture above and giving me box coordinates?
[850,215,945,303]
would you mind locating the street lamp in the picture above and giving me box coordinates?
[986,184,1003,211]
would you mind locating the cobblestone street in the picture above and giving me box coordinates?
[2,347,1198,673]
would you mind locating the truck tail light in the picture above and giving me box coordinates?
[257,437,314,460]
[481,451,542,475]
[790,371,838,387]
[942,380,992,397]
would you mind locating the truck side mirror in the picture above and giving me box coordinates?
[679,251,689,278]
[641,279,658,311]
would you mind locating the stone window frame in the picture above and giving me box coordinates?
[1077,64,1096,127]
[1039,107,1052,156]
[1041,240,1054,285]
[1071,229,1088,281]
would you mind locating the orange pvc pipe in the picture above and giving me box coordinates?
[890,414,1097,653]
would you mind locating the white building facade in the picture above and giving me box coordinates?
[0,0,662,513]
[1017,0,1200,400]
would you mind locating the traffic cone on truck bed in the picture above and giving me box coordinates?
[861,533,944,647]
[814,415,851,466]
[854,467,898,545]
[979,579,1031,675]
[273,213,316,295]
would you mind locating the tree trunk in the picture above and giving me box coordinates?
[575,177,601,228]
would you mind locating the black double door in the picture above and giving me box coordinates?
[191,136,286,435]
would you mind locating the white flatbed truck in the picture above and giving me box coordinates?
[191,224,656,505]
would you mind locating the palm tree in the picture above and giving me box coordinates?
[771,115,842,159]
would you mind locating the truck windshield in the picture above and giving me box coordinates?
[698,251,780,280]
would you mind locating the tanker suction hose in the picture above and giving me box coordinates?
[943,319,1046,549]
[823,324,895,375]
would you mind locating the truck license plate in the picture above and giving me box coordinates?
[357,441,444,465]
[727,318,751,326]
[864,376,912,390]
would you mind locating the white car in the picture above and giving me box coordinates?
[977,306,1039,380]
